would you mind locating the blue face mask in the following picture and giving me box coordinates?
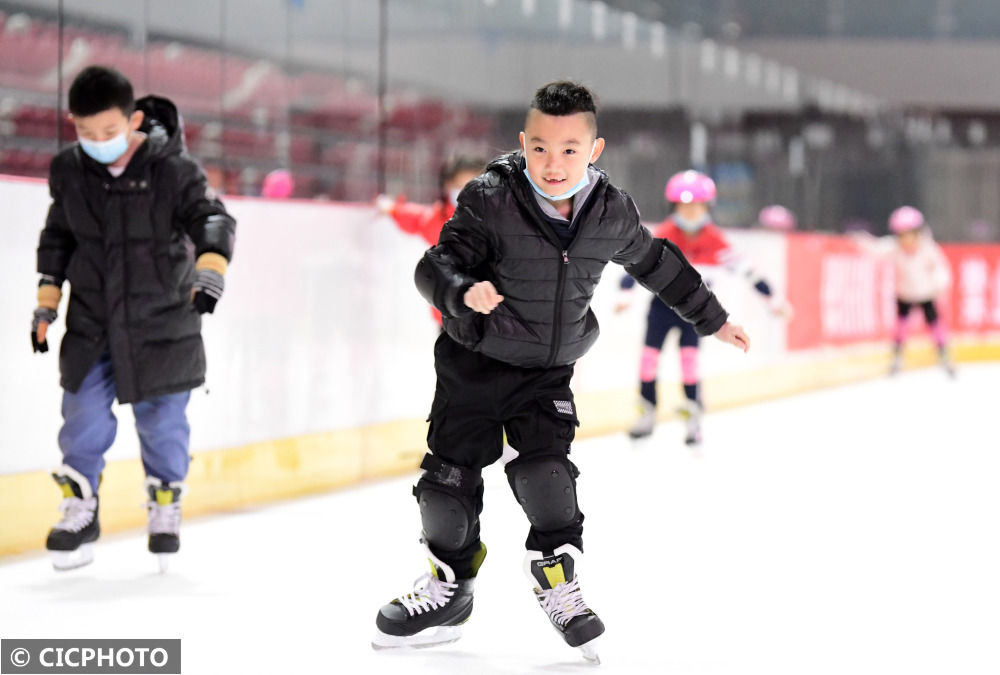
[673,212,711,233]
[79,132,130,165]
[521,141,596,201]
[523,168,591,201]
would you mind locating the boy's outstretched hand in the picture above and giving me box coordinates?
[714,321,750,353]
[464,281,504,314]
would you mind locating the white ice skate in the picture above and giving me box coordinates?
[677,399,703,446]
[939,349,956,378]
[146,478,184,574]
[889,351,903,376]
[627,399,656,439]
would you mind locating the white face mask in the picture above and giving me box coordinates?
[447,188,462,207]
[521,140,597,201]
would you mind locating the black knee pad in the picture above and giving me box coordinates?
[416,488,472,551]
[506,456,579,531]
[413,454,482,552]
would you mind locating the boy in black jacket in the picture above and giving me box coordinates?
[32,66,236,572]
[372,82,748,660]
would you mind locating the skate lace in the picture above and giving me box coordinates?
[147,501,182,535]
[54,497,97,533]
[395,573,457,617]
[536,577,590,627]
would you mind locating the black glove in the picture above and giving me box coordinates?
[31,307,58,353]
[192,268,225,314]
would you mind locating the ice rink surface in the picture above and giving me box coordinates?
[2,365,998,675]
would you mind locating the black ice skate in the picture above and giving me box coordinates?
[524,544,605,664]
[146,477,184,573]
[46,465,100,571]
[372,540,483,650]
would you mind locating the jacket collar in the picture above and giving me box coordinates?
[489,151,608,233]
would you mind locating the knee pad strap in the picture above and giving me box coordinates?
[413,454,483,552]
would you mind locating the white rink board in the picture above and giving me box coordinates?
[0,176,787,474]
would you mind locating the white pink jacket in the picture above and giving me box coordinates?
[855,232,952,303]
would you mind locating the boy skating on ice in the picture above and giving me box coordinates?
[32,65,236,571]
[372,82,748,661]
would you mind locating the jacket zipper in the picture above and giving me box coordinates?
[515,168,601,368]
[115,184,141,399]
[546,249,570,367]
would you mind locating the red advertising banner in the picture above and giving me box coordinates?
[943,244,1000,334]
[786,233,1000,351]
[787,232,895,350]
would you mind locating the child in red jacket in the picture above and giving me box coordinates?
[378,156,485,324]
[618,171,789,444]
[380,156,486,247]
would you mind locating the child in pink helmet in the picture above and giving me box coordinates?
[617,170,790,444]
[261,169,295,198]
[757,204,797,231]
[853,206,954,375]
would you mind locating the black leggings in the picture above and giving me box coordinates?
[896,299,938,324]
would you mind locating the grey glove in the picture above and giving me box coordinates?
[31,307,58,353]
[192,269,225,314]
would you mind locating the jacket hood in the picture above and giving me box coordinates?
[136,95,186,159]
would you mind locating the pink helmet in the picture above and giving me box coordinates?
[665,170,716,204]
[888,206,924,234]
[262,169,295,199]
[758,204,797,231]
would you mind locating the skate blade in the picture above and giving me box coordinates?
[156,553,174,574]
[578,641,601,665]
[371,625,462,650]
[51,544,94,571]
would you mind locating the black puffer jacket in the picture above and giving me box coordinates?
[415,152,727,368]
[37,95,236,403]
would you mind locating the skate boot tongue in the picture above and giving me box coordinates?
[52,465,93,500]
[148,484,182,505]
[528,549,576,591]
[426,548,457,584]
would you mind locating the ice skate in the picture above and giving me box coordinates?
[146,478,184,573]
[939,348,956,378]
[627,399,656,439]
[889,350,903,376]
[524,544,604,663]
[372,540,482,650]
[46,465,100,571]
[677,399,703,446]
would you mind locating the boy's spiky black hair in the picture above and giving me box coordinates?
[529,81,598,132]
[68,65,134,118]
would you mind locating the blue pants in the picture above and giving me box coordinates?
[59,352,191,494]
